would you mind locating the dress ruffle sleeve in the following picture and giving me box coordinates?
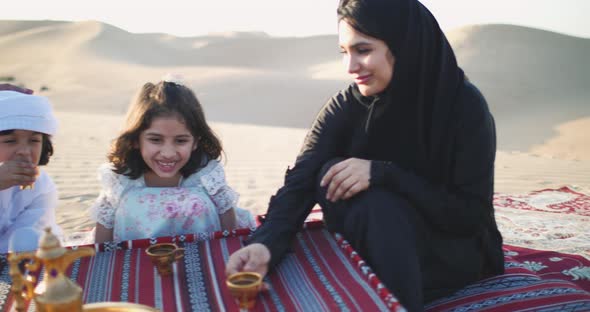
[199,161,239,215]
[89,164,127,229]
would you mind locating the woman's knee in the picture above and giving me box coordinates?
[355,188,409,212]
[350,188,417,229]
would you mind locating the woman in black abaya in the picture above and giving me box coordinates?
[226,0,504,310]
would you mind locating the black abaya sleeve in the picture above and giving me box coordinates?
[370,83,496,235]
[247,90,356,269]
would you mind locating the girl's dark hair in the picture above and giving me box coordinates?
[109,81,222,179]
[0,130,53,166]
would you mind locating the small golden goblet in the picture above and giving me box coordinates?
[145,243,184,276]
[226,272,263,311]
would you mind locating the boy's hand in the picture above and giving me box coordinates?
[0,159,38,191]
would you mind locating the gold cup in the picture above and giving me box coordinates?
[226,272,263,311]
[19,183,34,190]
[145,243,184,276]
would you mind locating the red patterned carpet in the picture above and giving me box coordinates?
[302,187,590,311]
[2,187,588,311]
[426,245,590,311]
[426,187,590,311]
[0,224,403,311]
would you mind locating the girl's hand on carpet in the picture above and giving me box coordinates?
[321,158,371,202]
[226,243,271,278]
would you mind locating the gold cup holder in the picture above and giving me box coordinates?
[226,272,263,311]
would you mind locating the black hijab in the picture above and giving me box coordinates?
[339,0,465,184]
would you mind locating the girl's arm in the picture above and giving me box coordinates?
[201,161,242,231]
[94,223,113,243]
[90,164,120,243]
[90,196,116,243]
[219,208,237,231]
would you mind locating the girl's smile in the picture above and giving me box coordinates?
[154,160,178,173]
[138,115,197,187]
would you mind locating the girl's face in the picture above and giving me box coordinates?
[338,20,395,97]
[138,115,197,186]
[0,130,43,165]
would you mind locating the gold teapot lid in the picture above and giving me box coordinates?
[35,227,66,260]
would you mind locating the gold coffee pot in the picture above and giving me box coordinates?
[8,227,95,312]
[8,228,159,312]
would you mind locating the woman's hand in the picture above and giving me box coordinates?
[226,243,271,278]
[0,159,38,191]
[321,158,371,202]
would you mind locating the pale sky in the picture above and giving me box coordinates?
[1,0,588,38]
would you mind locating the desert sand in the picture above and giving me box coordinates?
[0,20,588,242]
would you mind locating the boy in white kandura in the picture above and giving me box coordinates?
[0,91,62,252]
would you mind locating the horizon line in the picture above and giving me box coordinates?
[1,18,588,40]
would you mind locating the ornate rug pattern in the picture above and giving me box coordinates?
[426,187,590,311]
[494,186,590,259]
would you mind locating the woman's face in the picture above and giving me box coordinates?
[338,20,395,97]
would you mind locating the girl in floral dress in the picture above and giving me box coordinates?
[91,78,254,243]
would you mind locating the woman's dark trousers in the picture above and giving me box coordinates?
[316,159,426,312]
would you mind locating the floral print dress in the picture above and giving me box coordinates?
[90,160,254,242]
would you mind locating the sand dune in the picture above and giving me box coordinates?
[530,117,590,160]
[1,20,339,69]
[0,20,348,127]
[1,20,588,153]
[448,24,590,153]
[0,20,68,37]
[1,20,589,239]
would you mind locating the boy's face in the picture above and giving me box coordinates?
[0,130,43,165]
